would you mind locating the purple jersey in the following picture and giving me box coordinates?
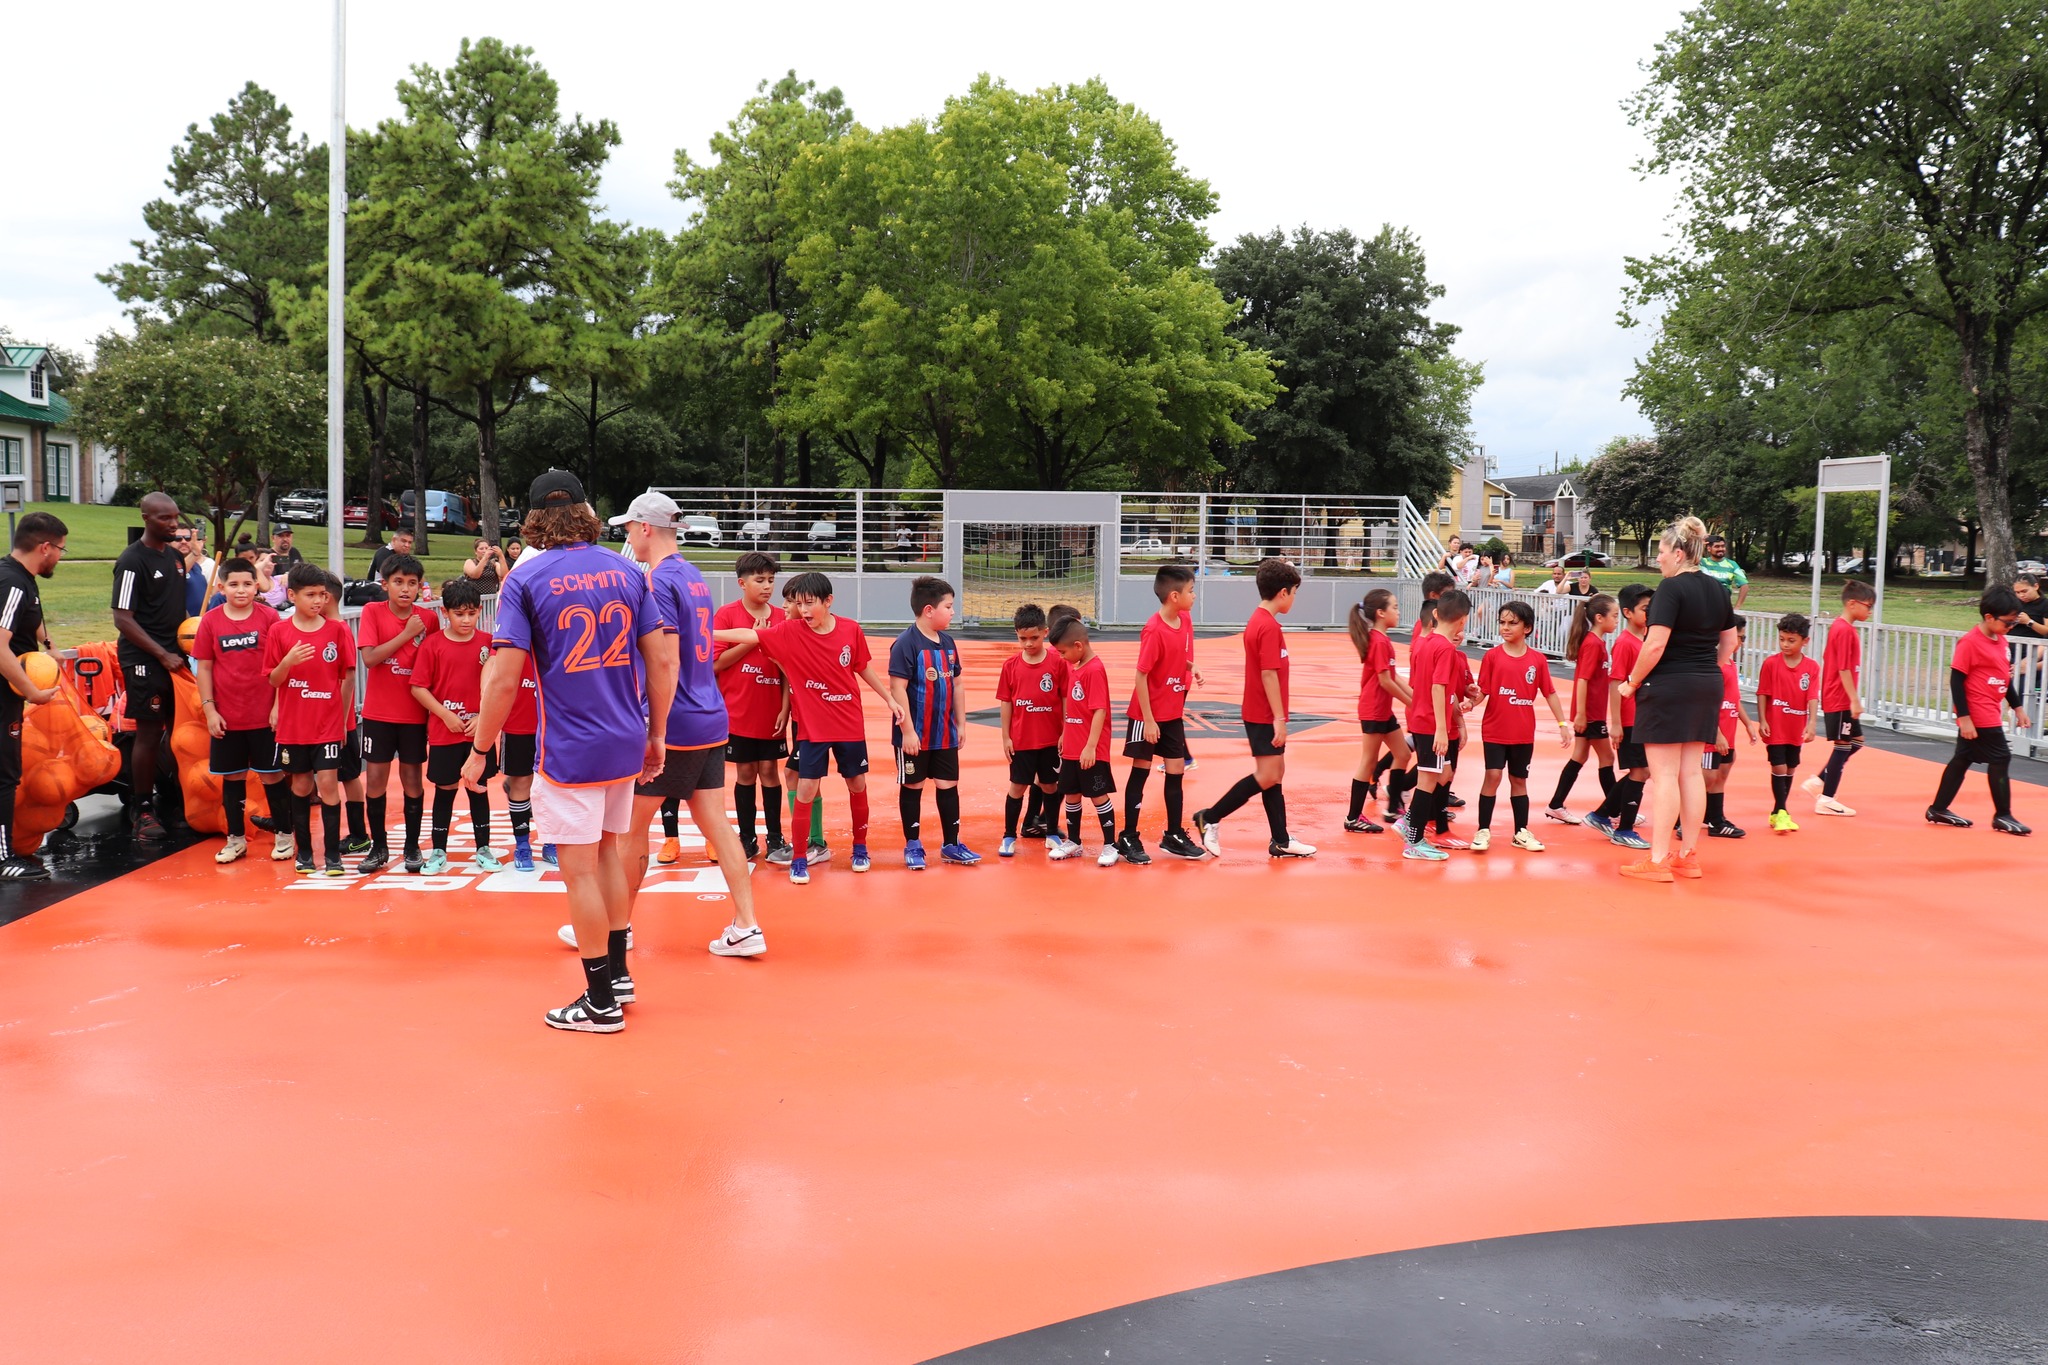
[648,553,728,750]
[494,542,665,786]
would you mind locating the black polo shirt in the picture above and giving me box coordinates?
[111,539,187,662]
[0,557,43,660]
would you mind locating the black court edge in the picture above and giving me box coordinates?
[0,825,207,928]
[923,1216,2048,1364]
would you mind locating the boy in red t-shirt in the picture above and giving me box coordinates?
[264,562,357,875]
[711,552,789,862]
[1192,558,1313,860]
[1120,565,1204,863]
[1927,586,2030,834]
[495,646,541,871]
[1585,584,1653,849]
[1046,615,1118,866]
[192,557,287,864]
[1804,580,1875,816]
[1472,600,1570,852]
[353,553,439,873]
[997,603,1065,856]
[409,578,501,874]
[1397,589,1475,861]
[1703,620,1761,838]
[1755,613,1821,832]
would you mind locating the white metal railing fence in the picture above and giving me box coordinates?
[339,591,498,711]
[648,488,943,573]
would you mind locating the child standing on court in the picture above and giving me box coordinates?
[192,557,290,864]
[1703,620,1760,838]
[1192,558,1315,860]
[1755,613,1821,833]
[409,578,502,873]
[1804,580,1875,816]
[996,603,1064,856]
[712,552,790,862]
[1546,593,1619,824]
[889,576,975,868]
[1926,586,2031,835]
[496,647,541,870]
[354,552,438,873]
[1047,615,1119,866]
[1121,565,1203,862]
[1472,600,1571,852]
[1584,583,1653,850]
[1345,587,1410,833]
[1398,589,1474,861]
[265,562,356,876]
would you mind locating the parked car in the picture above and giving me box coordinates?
[680,515,722,547]
[343,497,404,531]
[2018,560,2047,577]
[400,489,479,535]
[1838,557,1868,574]
[806,520,840,546]
[273,488,327,525]
[1545,548,1614,569]
[1127,537,1170,555]
[739,518,772,544]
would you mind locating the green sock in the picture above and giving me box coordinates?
[811,796,826,843]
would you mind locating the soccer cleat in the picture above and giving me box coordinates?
[1609,828,1651,851]
[1402,841,1449,861]
[656,836,682,865]
[249,812,279,833]
[1114,833,1150,866]
[540,843,558,866]
[295,854,316,877]
[1801,775,1825,796]
[1992,815,2033,836]
[555,925,632,951]
[1924,807,1972,828]
[1582,811,1616,837]
[0,854,50,880]
[1268,838,1316,858]
[1814,796,1856,817]
[1046,835,1081,861]
[999,835,1018,858]
[473,848,503,873]
[766,839,795,866]
[1445,792,1466,809]
[272,830,297,861]
[1384,802,1406,822]
[611,976,636,1005]
[1470,828,1492,853]
[342,835,374,856]
[1019,821,1050,840]
[323,859,348,878]
[134,811,170,843]
[1096,845,1120,868]
[789,856,810,885]
[1669,849,1703,879]
[1343,817,1385,834]
[1706,820,1747,839]
[710,924,767,958]
[1158,829,1206,860]
[739,834,759,862]
[543,993,624,1034]
[1512,828,1546,852]
[1769,810,1798,834]
[850,844,871,873]
[421,849,449,875]
[903,840,928,871]
[215,835,248,865]
[1193,809,1224,858]
[809,842,832,864]
[356,846,391,874]
[1543,806,1582,825]
[1620,857,1674,883]
[513,839,535,873]
[1432,835,1471,852]
[941,842,983,865]
[403,847,424,873]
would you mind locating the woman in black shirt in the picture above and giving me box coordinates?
[1613,515,1739,881]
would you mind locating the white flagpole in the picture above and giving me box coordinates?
[326,0,347,575]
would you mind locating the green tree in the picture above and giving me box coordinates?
[1213,225,1475,502]
[1580,435,1684,565]
[72,331,322,550]
[1629,0,2048,582]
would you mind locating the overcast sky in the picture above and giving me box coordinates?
[2,0,1686,477]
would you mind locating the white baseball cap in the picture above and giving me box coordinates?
[607,490,682,529]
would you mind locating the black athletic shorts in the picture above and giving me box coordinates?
[280,737,347,774]
[122,653,174,724]
[896,746,959,785]
[726,733,788,765]
[1057,756,1116,798]
[339,728,363,783]
[1576,720,1611,741]
[361,718,428,766]
[427,741,493,788]
[1359,718,1402,735]
[1701,747,1733,772]
[796,739,867,780]
[1823,710,1864,744]
[1122,716,1188,761]
[1482,741,1532,779]
[637,743,725,799]
[500,731,536,779]
[1414,732,1458,775]
[1952,728,2011,766]
[210,726,280,777]
[1616,725,1648,771]
[1008,745,1060,787]
[1766,743,1804,769]
[1245,721,1285,757]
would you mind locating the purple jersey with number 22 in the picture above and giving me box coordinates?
[494,542,665,786]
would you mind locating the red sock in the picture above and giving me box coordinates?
[792,800,813,856]
[848,790,870,844]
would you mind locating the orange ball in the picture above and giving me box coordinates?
[18,652,58,693]
[177,617,203,654]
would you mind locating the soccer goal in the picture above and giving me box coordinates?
[957,522,1101,624]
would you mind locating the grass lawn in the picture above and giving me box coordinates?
[1579,566,1983,630]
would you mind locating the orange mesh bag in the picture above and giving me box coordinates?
[169,667,274,836]
[63,642,130,732]
[15,676,124,854]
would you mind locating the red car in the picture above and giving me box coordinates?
[344,498,404,531]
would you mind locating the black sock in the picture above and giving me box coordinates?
[1617,777,1642,831]
[1349,779,1371,821]
[1095,797,1116,845]
[762,785,783,843]
[936,786,961,846]
[1388,766,1413,812]
[661,797,680,839]
[1435,775,1453,834]
[607,927,630,978]
[366,793,387,849]
[1510,794,1529,832]
[899,785,922,842]
[1706,791,1726,825]
[581,956,615,1010]
[1163,771,1185,834]
[1004,793,1023,837]
[1260,785,1287,843]
[1209,774,1262,823]
[1820,746,1856,798]
[1989,761,2014,819]
[1597,765,1616,797]
[469,790,491,847]
[403,793,423,853]
[432,787,457,850]
[509,798,531,843]
[1477,793,1496,831]
[345,800,366,843]
[262,780,288,837]
[1375,752,1393,780]
[223,780,246,838]
[1549,759,1583,809]
[321,800,341,862]
[1065,798,1082,843]
[1023,786,1043,829]
[1934,749,1971,811]
[1124,766,1150,837]
[1771,773,1791,813]
[734,783,756,843]
[291,789,312,857]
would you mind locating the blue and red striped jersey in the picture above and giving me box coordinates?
[888,625,962,750]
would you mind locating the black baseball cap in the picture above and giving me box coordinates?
[529,468,586,508]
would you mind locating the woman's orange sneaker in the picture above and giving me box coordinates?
[1669,849,1702,879]
[1620,857,1674,883]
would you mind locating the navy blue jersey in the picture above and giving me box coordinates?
[888,625,961,750]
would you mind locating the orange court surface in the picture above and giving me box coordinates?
[2,631,2043,1362]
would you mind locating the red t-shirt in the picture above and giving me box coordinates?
[501,649,539,736]
[752,615,871,744]
[713,599,786,739]
[1574,633,1611,725]
[1477,645,1556,745]
[1821,620,1860,713]
[1406,633,1452,736]
[192,605,277,732]
[1060,654,1112,761]
[1357,629,1396,722]
[1126,611,1195,721]
[1240,609,1289,724]
[1952,627,2012,728]
[1609,630,1643,727]
[1756,653,1821,745]
[355,600,440,725]
[410,629,496,748]
[264,615,356,746]
[998,650,1065,751]
[1718,661,1743,745]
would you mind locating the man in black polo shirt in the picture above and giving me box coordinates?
[0,512,68,878]
[270,524,304,569]
[112,492,191,841]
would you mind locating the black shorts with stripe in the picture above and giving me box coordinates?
[1122,716,1187,761]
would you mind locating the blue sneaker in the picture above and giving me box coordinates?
[999,835,1018,858]
[540,843,558,867]
[903,840,927,871]
[789,856,810,885]
[1609,827,1651,851]
[1402,841,1450,861]
[513,838,535,873]
[1582,812,1616,837]
[851,844,871,873]
[941,842,981,865]
[421,849,449,875]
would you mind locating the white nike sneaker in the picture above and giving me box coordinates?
[215,835,247,864]
[709,924,765,958]
[1096,845,1120,868]
[1814,796,1855,816]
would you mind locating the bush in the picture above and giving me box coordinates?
[1479,536,1508,557]
[108,483,142,507]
